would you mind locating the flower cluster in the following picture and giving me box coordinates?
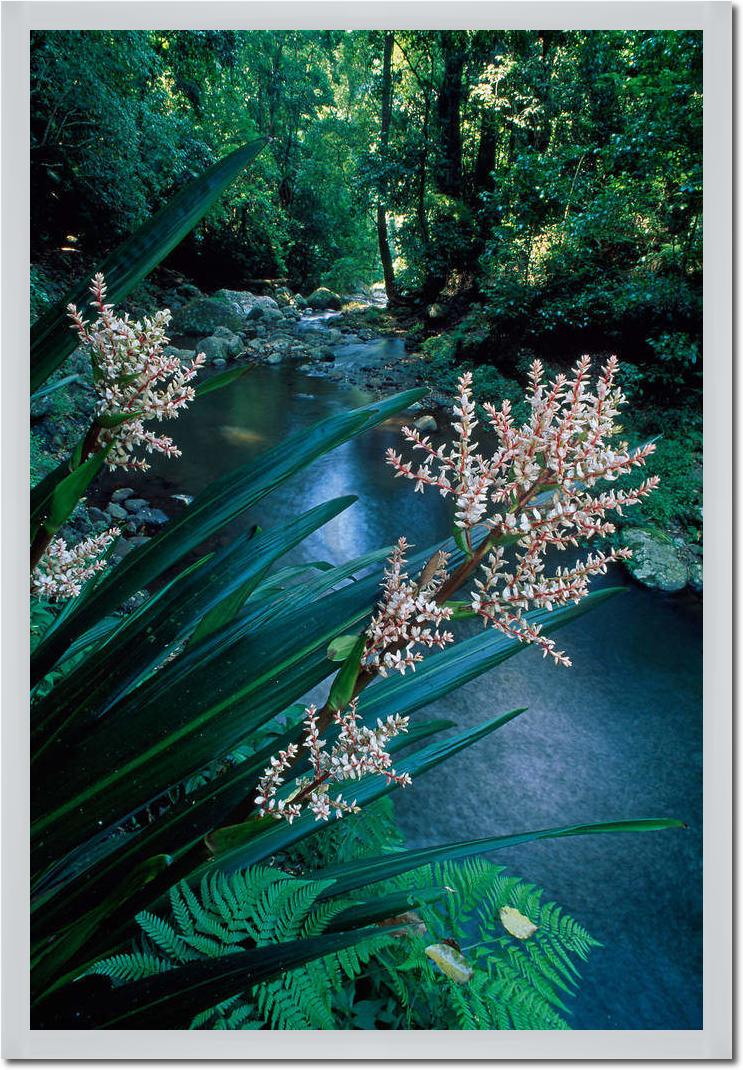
[31,528,120,601]
[361,537,454,677]
[255,701,411,824]
[387,358,658,665]
[68,274,205,470]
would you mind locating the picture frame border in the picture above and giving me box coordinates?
[2,0,731,1059]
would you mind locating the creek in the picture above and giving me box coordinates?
[140,311,702,1031]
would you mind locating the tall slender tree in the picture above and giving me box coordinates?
[376,31,398,303]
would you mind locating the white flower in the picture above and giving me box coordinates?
[67,274,205,471]
[31,528,120,601]
[255,701,410,824]
[387,357,658,665]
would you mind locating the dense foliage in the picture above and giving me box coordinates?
[32,30,701,360]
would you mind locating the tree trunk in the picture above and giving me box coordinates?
[376,31,397,303]
[435,32,465,197]
[473,108,497,198]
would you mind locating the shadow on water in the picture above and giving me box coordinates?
[134,357,701,1032]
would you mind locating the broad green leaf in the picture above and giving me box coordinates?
[30,139,268,392]
[32,496,358,752]
[327,633,361,662]
[31,446,111,540]
[30,720,452,968]
[326,633,366,711]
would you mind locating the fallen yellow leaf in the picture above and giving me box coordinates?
[424,943,473,983]
[499,905,538,940]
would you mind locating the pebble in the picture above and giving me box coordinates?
[124,498,148,513]
[111,488,134,502]
[107,502,129,521]
[135,507,169,527]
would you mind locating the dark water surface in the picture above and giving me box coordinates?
[139,348,702,1031]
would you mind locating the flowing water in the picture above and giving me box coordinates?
[138,317,702,1031]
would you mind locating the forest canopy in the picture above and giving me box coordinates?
[31,29,701,369]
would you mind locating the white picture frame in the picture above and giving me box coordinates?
[3,1,731,1059]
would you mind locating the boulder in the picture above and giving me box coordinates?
[163,346,197,362]
[294,294,308,310]
[622,528,689,593]
[198,326,243,362]
[266,353,283,365]
[170,297,244,337]
[213,289,283,324]
[274,286,295,308]
[306,287,342,311]
[413,414,438,433]
[687,557,703,594]
[197,335,238,364]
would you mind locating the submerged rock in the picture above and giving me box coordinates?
[197,327,243,364]
[107,502,129,521]
[413,414,438,433]
[622,528,689,592]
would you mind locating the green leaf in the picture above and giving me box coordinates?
[326,633,366,711]
[30,139,268,393]
[327,633,361,662]
[30,374,82,404]
[31,497,358,759]
[310,819,687,899]
[96,409,144,430]
[195,365,253,398]
[33,927,393,1029]
[30,388,425,685]
[31,446,111,540]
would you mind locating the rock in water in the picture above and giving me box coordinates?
[413,414,438,433]
[622,528,689,592]
[197,328,243,364]
[170,297,244,337]
[306,287,342,310]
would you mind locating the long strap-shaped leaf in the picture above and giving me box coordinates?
[30,387,425,684]
[30,139,268,393]
[32,495,358,753]
[31,533,455,865]
[310,818,686,898]
[30,721,452,988]
[33,926,393,1029]
[198,708,529,875]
